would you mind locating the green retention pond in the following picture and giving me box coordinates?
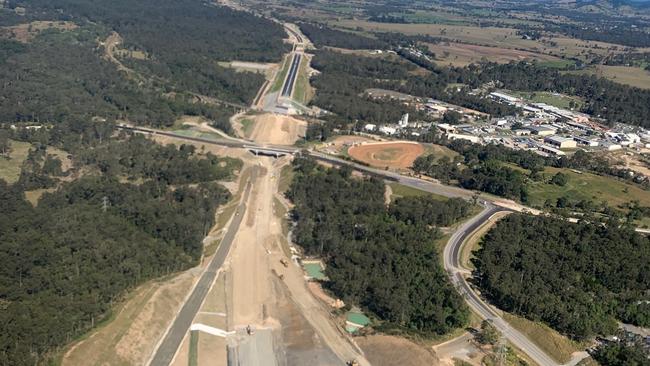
[303,261,326,280]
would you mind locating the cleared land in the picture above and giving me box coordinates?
[0,140,31,183]
[357,335,439,366]
[348,141,425,169]
[572,65,650,89]
[333,20,628,62]
[1,21,78,42]
[423,143,460,161]
[427,42,564,67]
[248,113,307,145]
[508,91,584,110]
[527,167,650,208]
[62,269,200,366]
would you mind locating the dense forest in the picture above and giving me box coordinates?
[299,22,387,49]
[472,214,650,340]
[593,342,650,366]
[0,123,240,365]
[0,0,287,128]
[286,155,470,335]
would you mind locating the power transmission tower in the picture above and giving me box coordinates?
[496,336,508,366]
[102,196,110,213]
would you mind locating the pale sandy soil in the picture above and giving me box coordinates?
[249,113,306,146]
[150,135,248,161]
[225,157,369,365]
[357,334,440,366]
[617,151,650,177]
[384,184,393,205]
[433,333,485,366]
[62,269,201,366]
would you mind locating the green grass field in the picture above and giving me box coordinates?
[527,167,650,208]
[508,90,583,110]
[0,140,31,183]
[422,143,459,161]
[537,59,576,69]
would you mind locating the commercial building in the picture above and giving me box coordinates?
[573,136,600,147]
[538,144,567,156]
[544,136,577,149]
[528,125,557,136]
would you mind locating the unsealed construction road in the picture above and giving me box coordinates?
[225,157,369,366]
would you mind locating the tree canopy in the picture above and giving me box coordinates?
[286,156,471,335]
[472,214,650,340]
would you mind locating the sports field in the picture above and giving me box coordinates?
[348,141,425,169]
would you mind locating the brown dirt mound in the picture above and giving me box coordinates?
[348,142,425,169]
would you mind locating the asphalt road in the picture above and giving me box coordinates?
[281,53,301,97]
[124,126,604,364]
[443,205,582,366]
[148,177,254,366]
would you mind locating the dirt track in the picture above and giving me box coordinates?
[225,156,369,365]
[348,141,425,169]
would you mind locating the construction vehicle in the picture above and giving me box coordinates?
[280,258,289,268]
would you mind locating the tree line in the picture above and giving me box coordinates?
[472,214,650,340]
[286,155,471,335]
[306,24,650,129]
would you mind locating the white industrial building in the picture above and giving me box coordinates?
[573,136,600,147]
[379,126,397,135]
[544,136,577,149]
[528,125,557,136]
[489,92,521,105]
[538,144,567,156]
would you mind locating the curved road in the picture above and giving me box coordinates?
[443,205,589,366]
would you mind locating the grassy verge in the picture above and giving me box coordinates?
[388,183,449,201]
[293,55,314,104]
[0,140,31,183]
[422,143,459,161]
[502,313,586,364]
[273,196,293,258]
[189,330,199,366]
[460,211,511,271]
[270,55,291,93]
[278,164,294,195]
[204,168,252,257]
[240,118,255,139]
